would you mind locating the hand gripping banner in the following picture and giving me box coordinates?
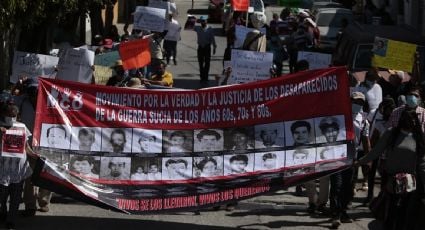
[31,67,354,213]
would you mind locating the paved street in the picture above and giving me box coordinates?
[9,1,382,229]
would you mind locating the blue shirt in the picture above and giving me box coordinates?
[194,26,216,48]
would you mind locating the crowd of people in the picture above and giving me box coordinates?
[0,2,424,230]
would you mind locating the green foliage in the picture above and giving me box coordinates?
[0,0,103,31]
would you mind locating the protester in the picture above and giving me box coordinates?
[356,109,425,230]
[163,14,181,65]
[194,16,217,86]
[365,97,396,204]
[288,24,313,73]
[329,92,370,229]
[143,61,173,87]
[387,86,425,132]
[0,99,33,230]
[13,80,53,217]
[356,68,383,119]
[106,60,127,86]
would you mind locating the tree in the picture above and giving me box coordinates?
[0,0,102,90]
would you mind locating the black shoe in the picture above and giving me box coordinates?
[174,60,177,65]
[306,203,316,214]
[194,210,201,215]
[22,209,36,217]
[340,211,353,223]
[6,222,15,230]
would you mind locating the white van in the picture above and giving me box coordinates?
[315,8,353,51]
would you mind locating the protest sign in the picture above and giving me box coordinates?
[118,38,151,70]
[298,51,331,70]
[148,0,170,14]
[372,37,417,72]
[56,48,95,83]
[231,0,249,11]
[94,65,113,85]
[133,6,167,32]
[11,51,59,83]
[32,67,354,214]
[94,51,120,67]
[230,49,273,84]
[1,126,27,158]
[234,25,267,48]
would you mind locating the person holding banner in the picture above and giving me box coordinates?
[0,99,34,230]
[106,60,126,86]
[194,16,217,86]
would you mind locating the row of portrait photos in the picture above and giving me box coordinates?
[38,115,346,154]
[42,144,347,181]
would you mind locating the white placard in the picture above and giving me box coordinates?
[134,6,167,32]
[230,49,273,84]
[234,25,266,49]
[11,51,59,83]
[56,48,95,83]
[297,51,332,70]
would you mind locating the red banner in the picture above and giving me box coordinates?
[231,0,249,11]
[118,38,151,70]
[32,67,355,213]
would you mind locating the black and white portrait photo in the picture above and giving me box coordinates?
[316,144,347,162]
[285,148,316,168]
[224,154,254,175]
[69,155,100,179]
[70,127,101,152]
[100,157,131,180]
[163,130,193,153]
[223,127,254,151]
[40,123,71,150]
[314,115,346,144]
[254,151,285,171]
[194,129,224,152]
[131,129,162,154]
[254,122,285,149]
[193,156,224,178]
[101,128,133,154]
[162,157,193,180]
[285,119,315,147]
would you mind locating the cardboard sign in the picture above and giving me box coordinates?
[11,51,59,83]
[297,51,331,70]
[234,25,267,48]
[56,48,95,83]
[230,49,273,84]
[94,65,114,85]
[133,6,167,32]
[118,38,151,70]
[2,128,26,158]
[94,51,120,67]
[372,37,417,72]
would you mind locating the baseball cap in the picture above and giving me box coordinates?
[102,38,113,49]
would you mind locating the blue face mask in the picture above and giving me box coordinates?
[352,104,362,114]
[406,95,419,108]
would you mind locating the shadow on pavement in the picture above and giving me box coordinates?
[237,219,331,229]
[16,216,236,230]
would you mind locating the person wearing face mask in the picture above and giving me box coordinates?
[329,91,370,229]
[356,109,425,230]
[363,97,396,205]
[358,68,383,120]
[0,98,34,230]
[194,16,217,86]
[387,87,425,133]
[142,61,173,87]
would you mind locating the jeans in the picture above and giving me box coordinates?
[0,182,24,223]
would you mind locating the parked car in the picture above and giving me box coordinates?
[314,8,353,51]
